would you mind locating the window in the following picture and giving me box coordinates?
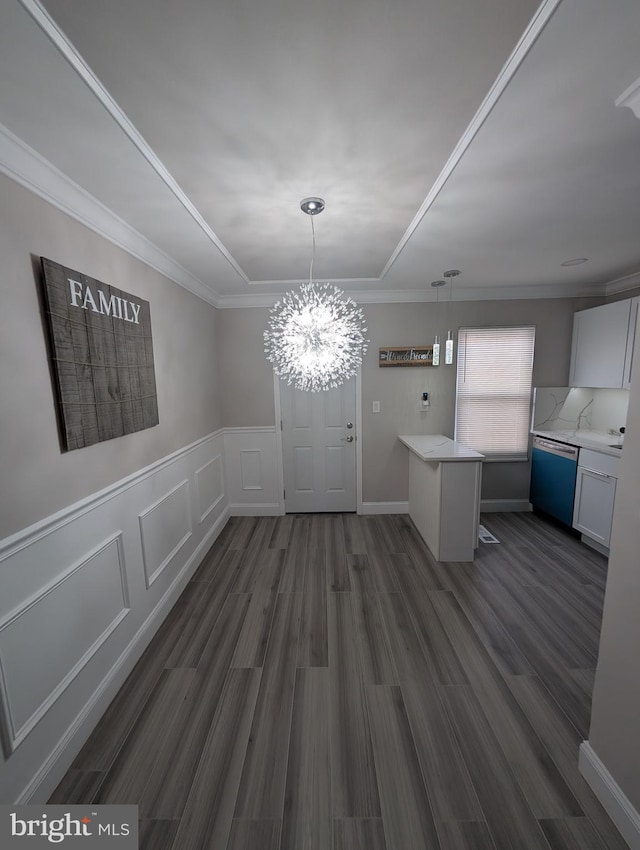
[454,326,535,460]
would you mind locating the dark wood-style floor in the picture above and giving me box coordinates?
[50,512,628,850]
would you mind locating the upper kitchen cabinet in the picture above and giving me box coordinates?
[569,297,639,389]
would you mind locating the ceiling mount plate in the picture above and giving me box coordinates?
[300,197,325,215]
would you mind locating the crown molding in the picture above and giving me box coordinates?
[0,122,220,308]
[248,277,381,288]
[615,76,640,120]
[17,0,249,286]
[604,270,640,296]
[379,0,564,279]
[215,280,607,309]
[353,281,607,304]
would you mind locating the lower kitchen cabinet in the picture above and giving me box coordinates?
[572,448,619,548]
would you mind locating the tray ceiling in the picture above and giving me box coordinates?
[1,0,640,306]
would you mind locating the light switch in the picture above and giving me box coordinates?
[372,401,381,413]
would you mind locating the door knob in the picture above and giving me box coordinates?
[346,422,353,429]
[341,435,354,442]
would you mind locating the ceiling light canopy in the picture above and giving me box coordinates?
[264,199,368,392]
[299,197,325,215]
[561,257,589,266]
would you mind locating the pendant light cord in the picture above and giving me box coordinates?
[309,215,316,285]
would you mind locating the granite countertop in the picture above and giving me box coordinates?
[531,429,623,458]
[398,434,485,462]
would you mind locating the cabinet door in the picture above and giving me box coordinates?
[623,296,639,390]
[573,466,616,547]
[569,300,632,388]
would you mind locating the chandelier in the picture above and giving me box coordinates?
[264,198,368,392]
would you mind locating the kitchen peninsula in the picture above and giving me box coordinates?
[399,435,485,562]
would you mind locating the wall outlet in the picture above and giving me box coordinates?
[418,392,430,411]
[372,400,381,413]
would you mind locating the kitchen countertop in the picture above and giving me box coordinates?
[531,429,623,458]
[399,434,485,462]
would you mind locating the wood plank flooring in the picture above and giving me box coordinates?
[50,512,628,850]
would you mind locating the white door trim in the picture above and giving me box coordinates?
[273,375,286,515]
[355,369,363,515]
[273,370,362,514]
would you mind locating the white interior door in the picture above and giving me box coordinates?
[280,377,357,512]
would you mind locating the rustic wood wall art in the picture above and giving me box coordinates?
[378,346,434,366]
[40,257,159,451]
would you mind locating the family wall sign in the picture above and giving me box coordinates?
[40,257,159,451]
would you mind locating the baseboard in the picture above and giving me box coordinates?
[480,499,532,513]
[581,534,610,557]
[20,506,231,804]
[360,501,409,515]
[229,503,283,516]
[579,741,640,850]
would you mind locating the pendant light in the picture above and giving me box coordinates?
[443,269,460,365]
[263,198,369,392]
[430,279,446,366]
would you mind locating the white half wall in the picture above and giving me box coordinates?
[0,430,228,804]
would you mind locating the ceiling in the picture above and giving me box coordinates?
[1,0,640,307]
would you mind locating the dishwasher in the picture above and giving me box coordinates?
[530,436,579,526]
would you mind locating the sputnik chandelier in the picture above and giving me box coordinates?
[264,198,368,392]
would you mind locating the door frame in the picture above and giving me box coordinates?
[273,369,363,515]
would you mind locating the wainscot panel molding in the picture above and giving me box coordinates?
[0,430,228,804]
[223,427,284,516]
[0,533,129,754]
[579,742,640,850]
[138,480,192,588]
[194,454,224,524]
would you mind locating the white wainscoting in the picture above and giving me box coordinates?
[138,480,192,588]
[0,533,129,754]
[223,427,284,516]
[195,454,224,524]
[0,430,228,804]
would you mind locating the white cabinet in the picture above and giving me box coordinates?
[573,448,619,548]
[569,299,634,388]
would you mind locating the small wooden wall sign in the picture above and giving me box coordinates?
[379,346,434,366]
[40,257,159,451]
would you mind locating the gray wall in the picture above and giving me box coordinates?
[0,174,221,539]
[588,315,640,811]
[216,306,274,427]
[218,296,598,503]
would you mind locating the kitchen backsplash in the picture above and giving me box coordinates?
[532,387,629,434]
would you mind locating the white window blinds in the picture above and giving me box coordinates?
[454,326,535,460]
